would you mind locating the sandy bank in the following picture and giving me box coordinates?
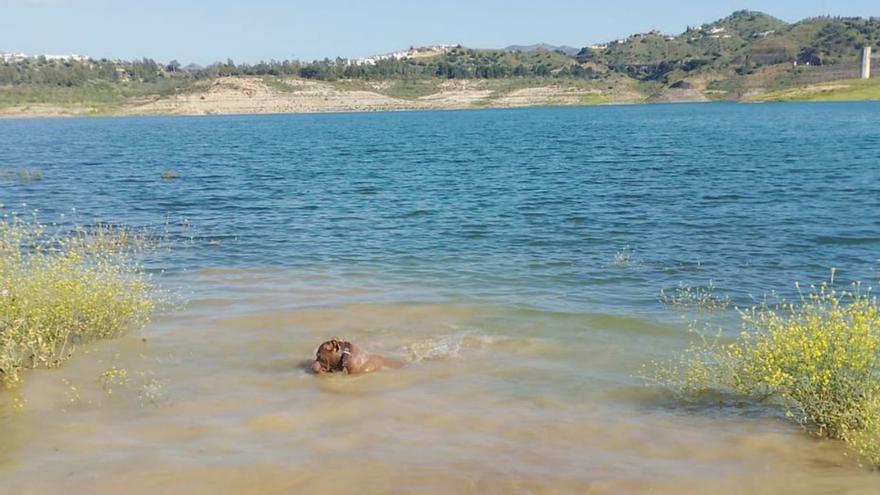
[0,77,647,119]
[125,77,647,116]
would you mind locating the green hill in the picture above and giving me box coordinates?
[418,46,578,78]
[584,11,880,84]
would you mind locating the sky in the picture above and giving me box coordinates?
[1,0,876,65]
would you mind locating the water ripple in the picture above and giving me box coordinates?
[2,103,880,312]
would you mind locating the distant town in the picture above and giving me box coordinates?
[0,52,89,63]
[348,45,454,66]
[0,46,459,68]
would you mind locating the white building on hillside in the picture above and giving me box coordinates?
[44,54,90,62]
[1,52,89,63]
[0,52,27,63]
[350,45,453,66]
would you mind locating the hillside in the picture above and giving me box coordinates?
[579,11,879,87]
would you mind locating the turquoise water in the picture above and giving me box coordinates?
[2,103,880,494]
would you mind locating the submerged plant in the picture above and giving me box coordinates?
[0,168,43,182]
[99,366,165,405]
[0,215,155,386]
[71,222,159,254]
[613,246,633,268]
[653,280,880,467]
[99,366,130,395]
[660,281,730,312]
[16,169,43,182]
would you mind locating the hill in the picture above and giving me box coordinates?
[2,10,880,117]
[582,11,878,79]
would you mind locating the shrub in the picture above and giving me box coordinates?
[0,215,155,386]
[655,281,880,467]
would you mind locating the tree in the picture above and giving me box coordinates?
[576,47,597,64]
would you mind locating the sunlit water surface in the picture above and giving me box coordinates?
[1,103,880,494]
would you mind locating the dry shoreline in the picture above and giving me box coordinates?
[1,75,875,120]
[0,76,652,119]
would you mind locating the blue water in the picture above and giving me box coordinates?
[2,103,880,313]
[5,103,880,494]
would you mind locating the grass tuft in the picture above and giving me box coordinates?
[0,215,155,387]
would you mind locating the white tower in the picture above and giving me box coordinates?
[860,47,872,79]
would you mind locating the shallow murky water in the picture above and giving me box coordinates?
[0,269,879,494]
[2,104,880,493]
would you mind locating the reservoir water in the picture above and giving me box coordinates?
[1,103,880,494]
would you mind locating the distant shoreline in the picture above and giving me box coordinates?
[0,76,647,120]
[0,101,643,121]
[0,75,877,120]
[0,99,871,121]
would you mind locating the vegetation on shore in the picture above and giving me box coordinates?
[1,10,878,115]
[750,77,880,102]
[655,280,880,467]
[0,216,155,386]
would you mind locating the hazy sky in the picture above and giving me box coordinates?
[1,0,876,64]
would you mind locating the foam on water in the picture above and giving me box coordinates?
[406,331,497,362]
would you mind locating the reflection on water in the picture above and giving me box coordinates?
[1,268,878,494]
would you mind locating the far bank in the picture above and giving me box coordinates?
[1,76,879,119]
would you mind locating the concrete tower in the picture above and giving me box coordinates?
[860,47,872,79]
